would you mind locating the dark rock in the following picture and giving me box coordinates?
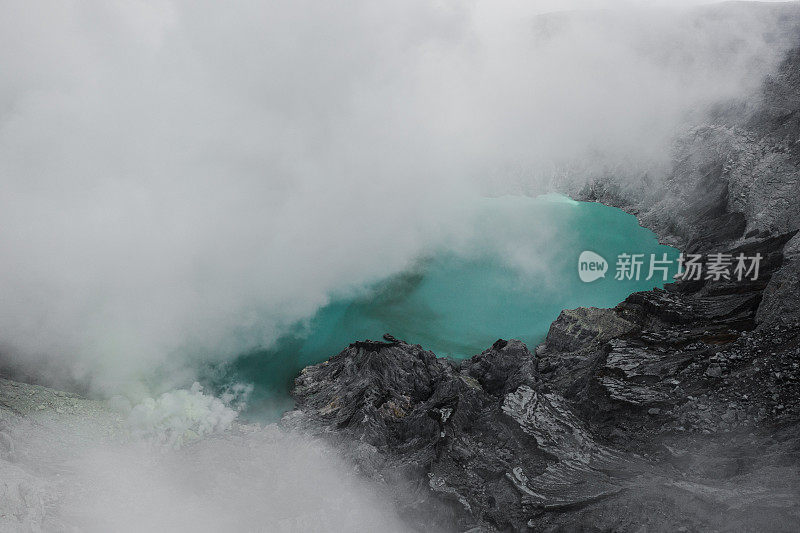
[705,364,723,378]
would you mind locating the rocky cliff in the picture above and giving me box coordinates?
[283,41,800,532]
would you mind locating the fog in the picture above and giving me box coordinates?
[60,430,409,532]
[0,391,411,532]
[0,0,797,398]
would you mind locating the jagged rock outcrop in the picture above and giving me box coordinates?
[286,276,800,531]
[283,338,544,531]
[285,38,800,533]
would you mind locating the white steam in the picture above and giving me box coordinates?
[124,383,241,447]
[0,0,796,396]
[56,427,410,532]
[0,392,410,532]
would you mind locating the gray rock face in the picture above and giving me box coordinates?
[287,258,800,530]
[284,338,545,532]
[285,187,799,532]
[286,40,800,532]
[574,40,800,248]
[541,307,636,354]
[576,42,800,336]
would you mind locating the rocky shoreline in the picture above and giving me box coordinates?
[282,46,800,531]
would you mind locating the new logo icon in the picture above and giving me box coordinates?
[578,251,607,282]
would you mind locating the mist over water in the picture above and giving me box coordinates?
[1,0,795,399]
[215,195,679,421]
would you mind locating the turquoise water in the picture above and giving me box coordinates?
[211,195,679,420]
